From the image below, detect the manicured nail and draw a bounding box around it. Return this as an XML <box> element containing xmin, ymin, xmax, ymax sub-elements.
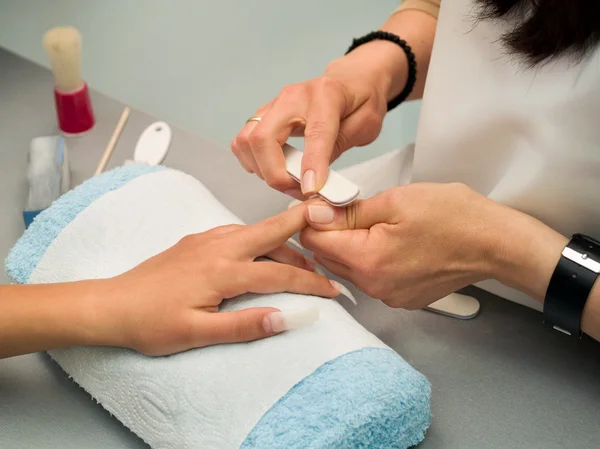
<box><xmin>263</xmin><ymin>308</ymin><xmax>320</xmax><ymax>334</ymax></box>
<box><xmin>330</xmin><ymin>280</ymin><xmax>358</xmax><ymax>305</ymax></box>
<box><xmin>302</xmin><ymin>170</ymin><xmax>316</xmax><ymax>195</ymax></box>
<box><xmin>308</xmin><ymin>205</ymin><xmax>335</xmax><ymax>224</ymax></box>
<box><xmin>287</xmin><ymin>238</ymin><xmax>304</xmax><ymax>250</ymax></box>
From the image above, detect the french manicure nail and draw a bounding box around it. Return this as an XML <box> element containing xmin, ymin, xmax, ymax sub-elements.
<box><xmin>308</xmin><ymin>205</ymin><xmax>335</xmax><ymax>224</ymax></box>
<box><xmin>287</xmin><ymin>238</ymin><xmax>304</xmax><ymax>250</ymax></box>
<box><xmin>263</xmin><ymin>308</ymin><xmax>320</xmax><ymax>334</ymax></box>
<box><xmin>330</xmin><ymin>280</ymin><xmax>358</xmax><ymax>305</ymax></box>
<box><xmin>302</xmin><ymin>170</ymin><xmax>316</xmax><ymax>195</ymax></box>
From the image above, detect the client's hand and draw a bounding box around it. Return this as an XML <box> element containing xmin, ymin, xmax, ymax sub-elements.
<box><xmin>102</xmin><ymin>204</ymin><xmax>339</xmax><ymax>356</ymax></box>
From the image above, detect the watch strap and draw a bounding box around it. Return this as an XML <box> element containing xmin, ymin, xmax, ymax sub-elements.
<box><xmin>544</xmin><ymin>234</ymin><xmax>600</xmax><ymax>336</ymax></box>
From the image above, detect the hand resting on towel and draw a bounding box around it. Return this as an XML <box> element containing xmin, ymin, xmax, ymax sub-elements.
<box><xmin>0</xmin><ymin>203</ymin><xmax>340</xmax><ymax>359</ymax></box>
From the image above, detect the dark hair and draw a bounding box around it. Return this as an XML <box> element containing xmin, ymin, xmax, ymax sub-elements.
<box><xmin>476</xmin><ymin>0</ymin><xmax>600</xmax><ymax>65</ymax></box>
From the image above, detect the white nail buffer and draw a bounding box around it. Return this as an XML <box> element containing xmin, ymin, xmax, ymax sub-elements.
<box><xmin>283</xmin><ymin>144</ymin><xmax>360</xmax><ymax>207</ymax></box>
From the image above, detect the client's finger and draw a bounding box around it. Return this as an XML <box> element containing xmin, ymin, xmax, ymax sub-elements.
<box><xmin>313</xmin><ymin>254</ymin><xmax>353</xmax><ymax>281</ymax></box>
<box><xmin>237</xmin><ymin>204</ymin><xmax>308</xmax><ymax>257</ymax></box>
<box><xmin>198</xmin><ymin>306</ymin><xmax>320</xmax><ymax>346</ymax></box>
<box><xmin>220</xmin><ymin>261</ymin><xmax>338</xmax><ymax>299</ymax></box>
<box><xmin>264</xmin><ymin>244</ymin><xmax>314</xmax><ymax>271</ymax></box>
<box><xmin>207</xmin><ymin>224</ymin><xmax>242</xmax><ymax>236</ymax></box>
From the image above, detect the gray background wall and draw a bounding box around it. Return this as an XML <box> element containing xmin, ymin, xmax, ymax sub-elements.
<box><xmin>0</xmin><ymin>0</ymin><xmax>420</xmax><ymax>167</ymax></box>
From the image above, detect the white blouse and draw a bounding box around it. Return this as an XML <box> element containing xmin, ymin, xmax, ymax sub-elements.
<box><xmin>411</xmin><ymin>0</ymin><xmax>600</xmax><ymax>309</ymax></box>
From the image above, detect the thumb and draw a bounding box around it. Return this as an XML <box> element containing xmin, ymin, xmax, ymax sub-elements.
<box><xmin>199</xmin><ymin>307</ymin><xmax>319</xmax><ymax>345</ymax></box>
<box><xmin>304</xmin><ymin>192</ymin><xmax>399</xmax><ymax>231</ymax></box>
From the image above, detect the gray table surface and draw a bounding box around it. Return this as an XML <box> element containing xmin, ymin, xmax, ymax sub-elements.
<box><xmin>1</xmin><ymin>48</ymin><xmax>599</xmax><ymax>449</ymax></box>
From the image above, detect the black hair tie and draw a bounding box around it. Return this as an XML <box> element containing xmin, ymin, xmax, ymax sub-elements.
<box><xmin>345</xmin><ymin>31</ymin><xmax>417</xmax><ymax>112</ymax></box>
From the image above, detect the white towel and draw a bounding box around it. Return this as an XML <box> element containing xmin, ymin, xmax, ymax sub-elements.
<box><xmin>6</xmin><ymin>165</ymin><xmax>431</xmax><ymax>449</ymax></box>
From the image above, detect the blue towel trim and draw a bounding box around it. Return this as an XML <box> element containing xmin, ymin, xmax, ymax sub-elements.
<box><xmin>6</xmin><ymin>165</ymin><xmax>166</xmax><ymax>284</ymax></box>
<box><xmin>241</xmin><ymin>347</ymin><xmax>431</xmax><ymax>449</ymax></box>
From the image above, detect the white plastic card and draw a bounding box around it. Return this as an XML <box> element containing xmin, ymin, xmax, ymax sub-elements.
<box><xmin>133</xmin><ymin>121</ymin><xmax>172</xmax><ymax>165</ymax></box>
<box><xmin>283</xmin><ymin>144</ymin><xmax>360</xmax><ymax>206</ymax></box>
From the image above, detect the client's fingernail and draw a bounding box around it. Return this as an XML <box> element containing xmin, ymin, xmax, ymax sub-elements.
<box><xmin>330</xmin><ymin>280</ymin><xmax>358</xmax><ymax>305</ymax></box>
<box><xmin>302</xmin><ymin>170</ymin><xmax>316</xmax><ymax>195</ymax></box>
<box><xmin>308</xmin><ymin>205</ymin><xmax>335</xmax><ymax>224</ymax></box>
<box><xmin>263</xmin><ymin>308</ymin><xmax>320</xmax><ymax>334</ymax></box>
<box><xmin>287</xmin><ymin>238</ymin><xmax>304</xmax><ymax>250</ymax></box>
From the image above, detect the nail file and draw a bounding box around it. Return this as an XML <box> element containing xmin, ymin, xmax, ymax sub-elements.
<box><xmin>133</xmin><ymin>121</ymin><xmax>172</xmax><ymax>165</ymax></box>
<box><xmin>283</xmin><ymin>144</ymin><xmax>360</xmax><ymax>207</ymax></box>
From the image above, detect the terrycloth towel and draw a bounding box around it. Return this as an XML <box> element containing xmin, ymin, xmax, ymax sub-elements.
<box><xmin>6</xmin><ymin>165</ymin><xmax>431</xmax><ymax>449</ymax></box>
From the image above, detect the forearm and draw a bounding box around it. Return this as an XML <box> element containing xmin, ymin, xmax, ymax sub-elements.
<box><xmin>0</xmin><ymin>281</ymin><xmax>112</xmax><ymax>358</ymax></box>
<box><xmin>380</xmin><ymin>9</ymin><xmax>438</xmax><ymax>101</ymax></box>
<box><xmin>325</xmin><ymin>10</ymin><xmax>437</xmax><ymax>103</ymax></box>
<box><xmin>488</xmin><ymin>206</ymin><xmax>600</xmax><ymax>341</ymax></box>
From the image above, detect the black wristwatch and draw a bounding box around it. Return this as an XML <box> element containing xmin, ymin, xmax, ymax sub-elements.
<box><xmin>544</xmin><ymin>234</ymin><xmax>600</xmax><ymax>337</ymax></box>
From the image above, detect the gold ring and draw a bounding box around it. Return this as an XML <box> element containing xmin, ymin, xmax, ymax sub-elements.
<box><xmin>246</xmin><ymin>116</ymin><xmax>262</xmax><ymax>124</ymax></box>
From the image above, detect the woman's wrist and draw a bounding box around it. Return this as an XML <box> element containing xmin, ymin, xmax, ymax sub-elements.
<box><xmin>325</xmin><ymin>10</ymin><xmax>436</xmax><ymax>107</ymax></box>
<box><xmin>325</xmin><ymin>40</ymin><xmax>408</xmax><ymax>104</ymax></box>
<box><xmin>81</xmin><ymin>278</ymin><xmax>130</xmax><ymax>348</ymax></box>
<box><xmin>0</xmin><ymin>280</ymin><xmax>118</xmax><ymax>358</ymax></box>
<box><xmin>482</xmin><ymin>204</ymin><xmax>567</xmax><ymax>301</ymax></box>
<box><xmin>48</xmin><ymin>279</ymin><xmax>119</xmax><ymax>348</ymax></box>
<box><xmin>481</xmin><ymin>205</ymin><xmax>600</xmax><ymax>340</ymax></box>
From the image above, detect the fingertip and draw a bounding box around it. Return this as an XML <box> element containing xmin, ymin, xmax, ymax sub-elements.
<box><xmin>264</xmin><ymin>307</ymin><xmax>320</xmax><ymax>334</ymax></box>
<box><xmin>309</xmin><ymin>271</ymin><xmax>343</xmax><ymax>299</ymax></box>
<box><xmin>329</xmin><ymin>280</ymin><xmax>357</xmax><ymax>305</ymax></box>
<box><xmin>306</xmin><ymin>203</ymin><xmax>336</xmax><ymax>227</ymax></box>
<box><xmin>300</xmin><ymin>155</ymin><xmax>331</xmax><ymax>195</ymax></box>
<box><xmin>262</xmin><ymin>311</ymin><xmax>279</xmax><ymax>334</ymax></box>
<box><xmin>232</xmin><ymin>307</ymin><xmax>281</xmax><ymax>342</ymax></box>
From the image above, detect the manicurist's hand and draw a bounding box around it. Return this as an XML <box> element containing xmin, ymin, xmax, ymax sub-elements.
<box><xmin>1</xmin><ymin>204</ymin><xmax>340</xmax><ymax>359</ymax></box>
<box><xmin>231</xmin><ymin>54</ymin><xmax>388</xmax><ymax>199</ymax></box>
<box><xmin>231</xmin><ymin>10</ymin><xmax>437</xmax><ymax>199</ymax></box>
<box><xmin>300</xmin><ymin>183</ymin><xmax>568</xmax><ymax>310</ymax></box>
